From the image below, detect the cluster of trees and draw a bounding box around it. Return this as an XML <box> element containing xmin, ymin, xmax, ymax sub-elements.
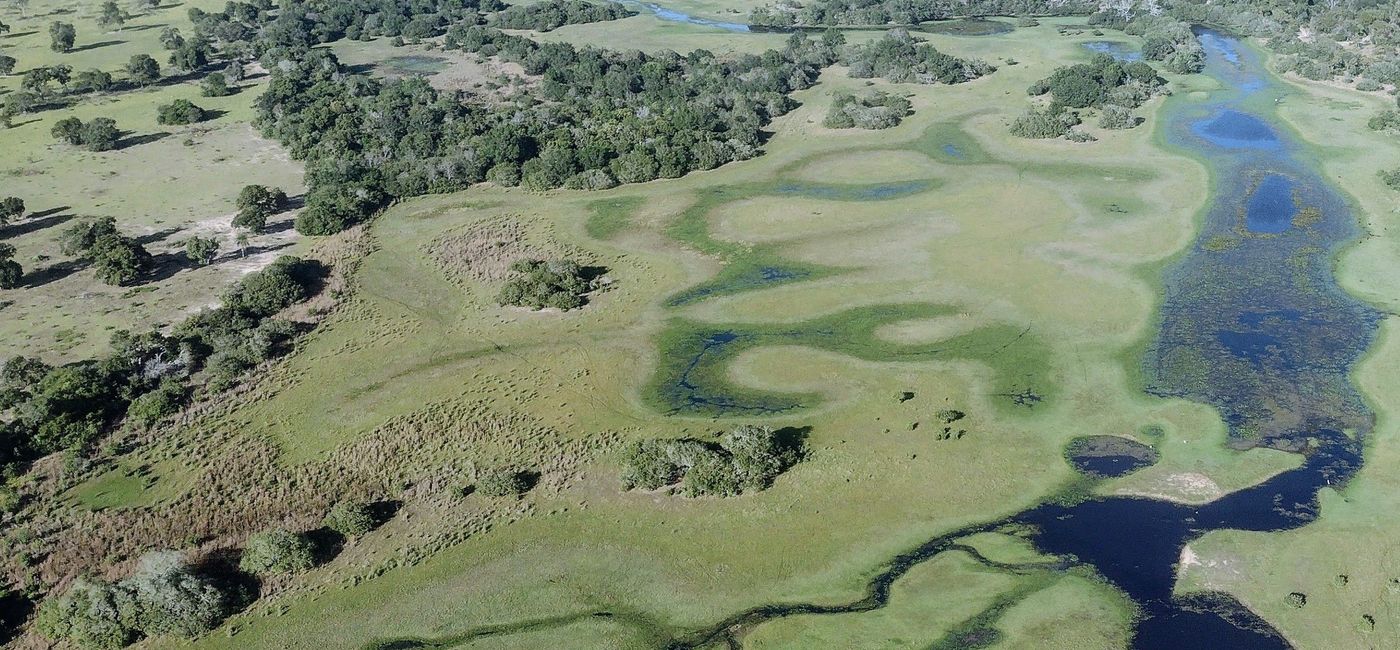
<box><xmin>488</xmin><ymin>0</ymin><xmax>633</xmax><ymax>32</ymax></box>
<box><xmin>824</xmin><ymin>90</ymin><xmax>911</xmax><ymax>129</ymax></box>
<box><xmin>0</xmin><ymin>256</ymin><xmax>321</xmax><ymax>479</ymax></box>
<box><xmin>1088</xmin><ymin>12</ymin><xmax>1204</xmax><ymax>74</ymax></box>
<box><xmin>59</xmin><ymin>218</ymin><xmax>152</xmax><ymax>286</ymax></box>
<box><xmin>1014</xmin><ymin>53</ymin><xmax>1164</xmax><ymax>139</ymax></box>
<box><xmin>35</xmin><ymin>551</ymin><xmax>233</xmax><ymax>649</ymax></box>
<box><xmin>252</xmin><ymin>23</ymin><xmax>839</xmax><ymax>234</ymax></box>
<box><xmin>51</xmin><ymin>117</ymin><xmax>120</xmax><ymax>151</ymax></box>
<box><xmin>37</xmin><ymin>497</ymin><xmax>380</xmax><ymax>648</ymax></box>
<box><xmin>748</xmin><ymin>0</ymin><xmax>1095</xmax><ymax>27</ymax></box>
<box><xmin>496</xmin><ymin>259</ymin><xmax>596</xmax><ymax>310</ymax></box>
<box><xmin>232</xmin><ymin>184</ymin><xmax>289</xmax><ymax>233</ymax></box>
<box><xmin>156</xmin><ymin>98</ymin><xmax>208</xmax><ymax>125</ymax></box>
<box><xmin>840</xmin><ymin>29</ymin><xmax>993</xmax><ymax>84</ymax></box>
<box><xmin>620</xmin><ymin>425</ymin><xmax>802</xmax><ymax>497</ymax></box>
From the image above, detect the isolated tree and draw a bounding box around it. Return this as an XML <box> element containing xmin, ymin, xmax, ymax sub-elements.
<box><xmin>21</xmin><ymin>65</ymin><xmax>71</xmax><ymax>94</ymax></box>
<box><xmin>156</xmin><ymin>98</ymin><xmax>206</xmax><ymax>125</ymax></box>
<box><xmin>50</xmin><ymin>116</ymin><xmax>83</xmax><ymax>145</ymax></box>
<box><xmin>239</xmin><ymin>528</ymin><xmax>314</xmax><ymax>574</ymax></box>
<box><xmin>123</xmin><ymin>551</ymin><xmax>228</xmax><ymax>638</ymax></box>
<box><xmin>0</xmin><ymin>243</ymin><xmax>21</xmax><ymax>289</ymax></box>
<box><xmin>0</xmin><ymin>55</ymin><xmax>15</xmax><ymax>76</ymax></box>
<box><xmin>233</xmin><ymin>185</ymin><xmax>285</xmax><ymax>232</ymax></box>
<box><xmin>125</xmin><ymin>53</ymin><xmax>160</xmax><ymax>85</ymax></box>
<box><xmin>97</xmin><ymin>1</ymin><xmax>130</xmax><ymax>31</ymax></box>
<box><xmin>0</xmin><ymin>196</ymin><xmax>23</xmax><ymax>224</ymax></box>
<box><xmin>183</xmin><ymin>236</ymin><xmax>217</xmax><ymax>265</ymax></box>
<box><xmin>159</xmin><ymin>26</ymin><xmax>183</xmax><ymax>50</ymax></box>
<box><xmin>90</xmin><ymin>233</ymin><xmax>151</xmax><ymax>285</ymax></box>
<box><xmin>0</xmin><ymin>19</ymin><xmax>8</xmax><ymax>34</ymax></box>
<box><xmin>48</xmin><ymin>22</ymin><xmax>75</xmax><ymax>53</ymax></box>
<box><xmin>80</xmin><ymin>117</ymin><xmax>120</xmax><ymax>151</ymax></box>
<box><xmin>199</xmin><ymin>72</ymin><xmax>228</xmax><ymax>97</ymax></box>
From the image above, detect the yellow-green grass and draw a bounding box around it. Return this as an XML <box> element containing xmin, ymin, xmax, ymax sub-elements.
<box><xmin>55</xmin><ymin>18</ymin><xmax>1364</xmax><ymax>650</ymax></box>
<box><xmin>0</xmin><ymin>0</ymin><xmax>306</xmax><ymax>362</ymax></box>
<box><xmin>1170</xmin><ymin>51</ymin><xmax>1400</xmax><ymax>649</ymax></box>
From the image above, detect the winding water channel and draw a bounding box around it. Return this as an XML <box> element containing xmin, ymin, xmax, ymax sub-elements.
<box><xmin>366</xmin><ymin>19</ymin><xmax>1381</xmax><ymax>650</ymax></box>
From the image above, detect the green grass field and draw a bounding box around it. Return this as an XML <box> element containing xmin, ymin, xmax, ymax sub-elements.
<box><xmin>7</xmin><ymin>6</ymin><xmax>1400</xmax><ymax>650</ymax></box>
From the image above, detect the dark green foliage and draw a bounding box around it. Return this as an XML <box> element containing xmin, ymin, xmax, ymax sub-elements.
<box><xmin>1379</xmin><ymin>168</ymin><xmax>1400</xmax><ymax>191</ymax></box>
<box><xmin>496</xmin><ymin>259</ymin><xmax>593</xmax><ymax>310</ymax></box>
<box><xmin>75</xmin><ymin>69</ymin><xmax>115</xmax><ymax>93</ymax></box>
<box><xmin>36</xmin><ymin>552</ymin><xmax>227</xmax><ymax>649</ymax></box>
<box><xmin>233</xmin><ymin>185</ymin><xmax>286</xmax><ymax>233</ymax></box>
<box><xmin>1030</xmin><ymin>54</ymin><xmax>1163</xmax><ymax>111</ymax></box>
<box><xmin>159</xmin><ymin>27</ymin><xmax>184</xmax><ymax>50</ymax></box>
<box><xmin>97</xmin><ymin>1</ymin><xmax>129</xmax><ymax>30</ymax></box>
<box><xmin>240</xmin><ymin>528</ymin><xmax>314</xmax><ymax>574</ymax></box>
<box><xmin>0</xmin><ymin>196</ymin><xmax>23</xmax><ymax>224</ymax></box>
<box><xmin>51</xmin><ymin>117</ymin><xmax>120</xmax><ymax>151</ymax></box>
<box><xmin>125</xmin><ymin>377</ymin><xmax>188</xmax><ymax>427</ymax></box>
<box><xmin>20</xmin><ymin>64</ymin><xmax>70</xmax><ymax>94</ymax></box>
<box><xmin>488</xmin><ymin>0</ymin><xmax>634</xmax><ymax>32</ymax></box>
<box><xmin>183</xmin><ymin>236</ymin><xmax>218</xmax><ymax>265</ymax></box>
<box><xmin>620</xmin><ymin>425</ymin><xmax>802</xmax><ymax>497</ymax></box>
<box><xmin>748</xmin><ymin>0</ymin><xmax>1094</xmax><ymax>27</ymax></box>
<box><xmin>323</xmin><ymin>500</ymin><xmax>377</xmax><ymax>537</ymax></box>
<box><xmin>49</xmin><ymin>22</ymin><xmax>75</xmax><ymax>53</ymax></box>
<box><xmin>156</xmin><ymin>99</ymin><xmax>207</xmax><ymax>125</ymax></box>
<box><xmin>60</xmin><ymin>218</ymin><xmax>151</xmax><ymax>285</ymax></box>
<box><xmin>200</xmin><ymin>72</ymin><xmax>230</xmax><ymax>97</ymax></box>
<box><xmin>0</xmin><ymin>243</ymin><xmax>21</xmax><ymax>289</ymax></box>
<box><xmin>1098</xmin><ymin>103</ymin><xmax>1138</xmax><ymax>129</ymax></box>
<box><xmin>222</xmin><ymin>256</ymin><xmax>317</xmax><ymax>318</ymax></box>
<box><xmin>169</xmin><ymin>39</ymin><xmax>211</xmax><ymax>72</ymax></box>
<box><xmin>824</xmin><ymin>91</ymin><xmax>911</xmax><ymax>129</ymax></box>
<box><xmin>0</xmin><ymin>55</ymin><xmax>16</xmax><ymax>76</ymax></box>
<box><xmin>125</xmin><ymin>54</ymin><xmax>160</xmax><ymax>86</ymax></box>
<box><xmin>475</xmin><ymin>468</ymin><xmax>531</xmax><ymax>497</ymax></box>
<box><xmin>842</xmin><ymin>30</ymin><xmax>993</xmax><ymax>84</ymax></box>
<box><xmin>1368</xmin><ymin>109</ymin><xmax>1400</xmax><ymax>133</ymax></box>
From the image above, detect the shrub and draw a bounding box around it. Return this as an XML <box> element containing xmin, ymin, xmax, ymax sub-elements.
<box><xmin>200</xmin><ymin>73</ymin><xmax>230</xmax><ymax>97</ymax></box>
<box><xmin>1010</xmin><ymin>109</ymin><xmax>1070</xmax><ymax>138</ymax></box>
<box><xmin>223</xmin><ymin>256</ymin><xmax>318</xmax><ymax>318</ymax></box>
<box><xmin>621</xmin><ymin>426</ymin><xmax>802</xmax><ymax>497</ymax></box>
<box><xmin>125</xmin><ymin>378</ymin><xmax>187</xmax><ymax>427</ymax></box>
<box><xmin>1098</xmin><ymin>104</ymin><xmax>1137</xmax><ymax>129</ymax></box>
<box><xmin>824</xmin><ymin>91</ymin><xmax>912</xmax><ymax>129</ymax></box>
<box><xmin>476</xmin><ymin>468</ymin><xmax>531</xmax><ymax>497</ymax></box>
<box><xmin>156</xmin><ymin>99</ymin><xmax>207</xmax><ymax>125</ymax></box>
<box><xmin>239</xmin><ymin>528</ymin><xmax>314</xmax><ymax>574</ymax></box>
<box><xmin>184</xmin><ymin>236</ymin><xmax>218</xmax><ymax>265</ymax></box>
<box><xmin>1380</xmin><ymin>168</ymin><xmax>1400</xmax><ymax>191</ymax></box>
<box><xmin>52</xmin><ymin>117</ymin><xmax>121</xmax><ymax>151</ymax></box>
<box><xmin>323</xmin><ymin>500</ymin><xmax>376</xmax><ymax>537</ymax></box>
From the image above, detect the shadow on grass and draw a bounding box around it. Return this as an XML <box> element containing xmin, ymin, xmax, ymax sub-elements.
<box><xmin>133</xmin><ymin>226</ymin><xmax>181</xmax><ymax>245</ymax></box>
<box><xmin>3</xmin><ymin>211</ymin><xmax>73</xmax><ymax>238</ymax></box>
<box><xmin>118</xmin><ymin>130</ymin><xmax>173</xmax><ymax>149</ymax></box>
<box><xmin>22</xmin><ymin>259</ymin><xmax>86</xmax><ymax>288</ymax></box>
<box><xmin>70</xmin><ymin>39</ymin><xmax>124</xmax><ymax>53</ymax></box>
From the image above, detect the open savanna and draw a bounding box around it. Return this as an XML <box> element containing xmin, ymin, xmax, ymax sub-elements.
<box><xmin>10</xmin><ymin>19</ymin><xmax>1276</xmax><ymax>650</ymax></box>
<box><xmin>0</xmin><ymin>0</ymin><xmax>305</xmax><ymax>362</ymax></box>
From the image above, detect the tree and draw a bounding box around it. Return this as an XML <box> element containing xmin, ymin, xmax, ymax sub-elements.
<box><xmin>183</xmin><ymin>236</ymin><xmax>217</xmax><ymax>265</ymax></box>
<box><xmin>199</xmin><ymin>72</ymin><xmax>228</xmax><ymax>97</ymax></box>
<box><xmin>80</xmin><ymin>117</ymin><xmax>120</xmax><ymax>151</ymax></box>
<box><xmin>90</xmin><ymin>233</ymin><xmax>151</xmax><ymax>285</ymax></box>
<box><xmin>158</xmin><ymin>27</ymin><xmax>183</xmax><ymax>50</ymax></box>
<box><xmin>168</xmin><ymin>40</ymin><xmax>208</xmax><ymax>72</ymax></box>
<box><xmin>156</xmin><ymin>98</ymin><xmax>206</xmax><ymax>125</ymax></box>
<box><xmin>323</xmin><ymin>500</ymin><xmax>376</xmax><ymax>537</ymax></box>
<box><xmin>239</xmin><ymin>528</ymin><xmax>314</xmax><ymax>574</ymax></box>
<box><xmin>0</xmin><ymin>243</ymin><xmax>21</xmax><ymax>289</ymax></box>
<box><xmin>0</xmin><ymin>55</ymin><xmax>16</xmax><ymax>77</ymax></box>
<box><xmin>97</xmin><ymin>1</ymin><xmax>130</xmax><ymax>31</ymax></box>
<box><xmin>233</xmin><ymin>185</ymin><xmax>285</xmax><ymax>232</ymax></box>
<box><xmin>0</xmin><ymin>196</ymin><xmax>23</xmax><ymax>224</ymax></box>
<box><xmin>51</xmin><ymin>116</ymin><xmax>84</xmax><ymax>145</ymax></box>
<box><xmin>125</xmin><ymin>54</ymin><xmax>160</xmax><ymax>86</ymax></box>
<box><xmin>75</xmin><ymin>68</ymin><xmax>115</xmax><ymax>93</ymax></box>
<box><xmin>49</xmin><ymin>21</ymin><xmax>75</xmax><ymax>53</ymax></box>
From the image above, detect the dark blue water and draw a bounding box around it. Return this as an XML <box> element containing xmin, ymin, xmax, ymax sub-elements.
<box><xmin>1245</xmin><ymin>174</ymin><xmax>1297</xmax><ymax>233</ymax></box>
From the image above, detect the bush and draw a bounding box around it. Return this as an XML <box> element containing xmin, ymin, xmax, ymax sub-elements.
<box><xmin>323</xmin><ymin>500</ymin><xmax>376</xmax><ymax>537</ymax></box>
<box><xmin>156</xmin><ymin>99</ymin><xmax>207</xmax><ymax>125</ymax></box>
<box><xmin>52</xmin><ymin>117</ymin><xmax>120</xmax><ymax>151</ymax></box>
<box><xmin>125</xmin><ymin>378</ymin><xmax>188</xmax><ymax>427</ymax></box>
<box><xmin>1010</xmin><ymin>109</ymin><xmax>1070</xmax><ymax>139</ymax></box>
<box><xmin>824</xmin><ymin>91</ymin><xmax>912</xmax><ymax>129</ymax></box>
<box><xmin>223</xmin><ymin>256</ymin><xmax>319</xmax><ymax>318</ymax></box>
<box><xmin>200</xmin><ymin>73</ymin><xmax>230</xmax><ymax>97</ymax></box>
<box><xmin>239</xmin><ymin>528</ymin><xmax>314</xmax><ymax>574</ymax></box>
<box><xmin>184</xmin><ymin>236</ymin><xmax>218</xmax><ymax>265</ymax></box>
<box><xmin>476</xmin><ymin>468</ymin><xmax>531</xmax><ymax>497</ymax></box>
<box><xmin>1380</xmin><ymin>168</ymin><xmax>1400</xmax><ymax>191</ymax></box>
<box><xmin>621</xmin><ymin>426</ymin><xmax>802</xmax><ymax>497</ymax></box>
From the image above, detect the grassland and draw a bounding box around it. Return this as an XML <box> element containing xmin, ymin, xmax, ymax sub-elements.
<box><xmin>7</xmin><ymin>7</ymin><xmax>1399</xmax><ymax>650</ymax></box>
<box><xmin>0</xmin><ymin>0</ymin><xmax>306</xmax><ymax>362</ymax></box>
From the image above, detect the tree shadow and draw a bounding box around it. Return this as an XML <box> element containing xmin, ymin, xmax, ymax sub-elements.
<box><xmin>261</xmin><ymin>219</ymin><xmax>296</xmax><ymax>235</ymax></box>
<box><xmin>70</xmin><ymin>39</ymin><xmax>124</xmax><ymax>53</ymax></box>
<box><xmin>305</xmin><ymin>526</ymin><xmax>347</xmax><ymax>566</ymax></box>
<box><xmin>26</xmin><ymin>205</ymin><xmax>71</xmax><ymax>220</ymax></box>
<box><xmin>117</xmin><ymin>130</ymin><xmax>172</xmax><ymax>149</ymax></box>
<box><xmin>0</xmin><ymin>589</ymin><xmax>34</xmax><ymax>646</ymax></box>
<box><xmin>22</xmin><ymin>259</ymin><xmax>87</xmax><ymax>288</ymax></box>
<box><xmin>133</xmin><ymin>226</ymin><xmax>181</xmax><ymax>245</ymax></box>
<box><xmin>146</xmin><ymin>250</ymin><xmax>193</xmax><ymax>282</ymax></box>
<box><xmin>772</xmin><ymin>425</ymin><xmax>812</xmax><ymax>464</ymax></box>
<box><xmin>200</xmin><ymin>108</ymin><xmax>229</xmax><ymax>122</ymax></box>
<box><xmin>4</xmin><ymin>31</ymin><xmax>40</xmax><ymax>39</ymax></box>
<box><xmin>368</xmin><ymin>499</ymin><xmax>402</xmax><ymax>524</ymax></box>
<box><xmin>215</xmin><ymin>241</ymin><xmax>293</xmax><ymax>263</ymax></box>
<box><xmin>123</xmin><ymin>23</ymin><xmax>168</xmax><ymax>32</ymax></box>
<box><xmin>3</xmin><ymin>212</ymin><xmax>73</xmax><ymax>238</ymax></box>
<box><xmin>190</xmin><ymin>548</ymin><xmax>260</xmax><ymax>612</ymax></box>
